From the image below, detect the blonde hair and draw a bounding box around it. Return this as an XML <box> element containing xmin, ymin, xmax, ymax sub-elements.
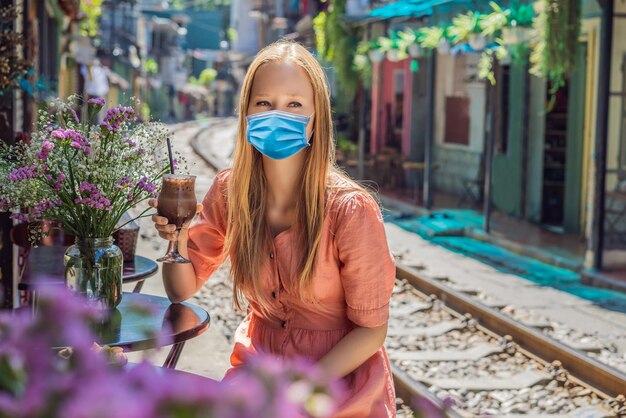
<box><xmin>225</xmin><ymin>40</ymin><xmax>366</xmax><ymax>317</ymax></box>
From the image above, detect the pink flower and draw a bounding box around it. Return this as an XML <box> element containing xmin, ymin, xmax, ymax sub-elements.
<box><xmin>74</xmin><ymin>182</ymin><xmax>112</xmax><ymax>210</ymax></box>
<box><xmin>35</xmin><ymin>140</ymin><xmax>54</xmax><ymax>161</ymax></box>
<box><xmin>87</xmin><ymin>97</ymin><xmax>105</xmax><ymax>106</ymax></box>
<box><xmin>115</xmin><ymin>176</ymin><xmax>132</xmax><ymax>189</ymax></box>
<box><xmin>137</xmin><ymin>176</ymin><xmax>157</xmax><ymax>194</ymax></box>
<box><xmin>65</xmin><ymin>130</ymin><xmax>91</xmax><ymax>155</ymax></box>
<box><xmin>99</xmin><ymin>106</ymin><xmax>136</xmax><ymax>133</ymax></box>
<box><xmin>7</xmin><ymin>165</ymin><xmax>39</xmax><ymax>181</ymax></box>
<box><xmin>53</xmin><ymin>173</ymin><xmax>66</xmax><ymax>192</ymax></box>
<box><xmin>51</xmin><ymin>129</ymin><xmax>67</xmax><ymax>140</ymax></box>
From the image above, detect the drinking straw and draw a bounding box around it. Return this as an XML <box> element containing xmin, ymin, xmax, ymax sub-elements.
<box><xmin>166</xmin><ymin>137</ymin><xmax>175</xmax><ymax>174</ymax></box>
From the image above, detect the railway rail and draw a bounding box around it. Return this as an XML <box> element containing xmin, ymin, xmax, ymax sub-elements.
<box><xmin>390</xmin><ymin>264</ymin><xmax>626</xmax><ymax>417</ymax></box>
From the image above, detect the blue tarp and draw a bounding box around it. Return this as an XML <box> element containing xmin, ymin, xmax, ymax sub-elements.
<box><xmin>367</xmin><ymin>0</ymin><xmax>455</xmax><ymax>20</ymax></box>
<box><xmin>387</xmin><ymin>211</ymin><xmax>626</xmax><ymax>313</ymax></box>
<box><xmin>141</xmin><ymin>9</ymin><xmax>224</xmax><ymax>51</ymax></box>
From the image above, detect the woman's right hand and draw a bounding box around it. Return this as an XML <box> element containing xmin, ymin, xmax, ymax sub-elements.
<box><xmin>148</xmin><ymin>197</ymin><xmax>204</xmax><ymax>242</ymax></box>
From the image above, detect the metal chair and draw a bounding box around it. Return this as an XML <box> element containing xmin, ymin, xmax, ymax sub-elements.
<box><xmin>605</xmin><ymin>179</ymin><xmax>626</xmax><ymax>248</ymax></box>
<box><xmin>457</xmin><ymin>158</ymin><xmax>485</xmax><ymax>209</ymax></box>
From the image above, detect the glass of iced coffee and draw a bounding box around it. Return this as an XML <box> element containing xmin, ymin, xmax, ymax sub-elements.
<box><xmin>156</xmin><ymin>174</ymin><xmax>197</xmax><ymax>263</ymax></box>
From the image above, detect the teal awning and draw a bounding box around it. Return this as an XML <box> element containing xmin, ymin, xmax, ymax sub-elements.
<box><xmin>366</xmin><ymin>0</ymin><xmax>455</xmax><ymax>21</ymax></box>
<box><xmin>141</xmin><ymin>9</ymin><xmax>224</xmax><ymax>50</ymax></box>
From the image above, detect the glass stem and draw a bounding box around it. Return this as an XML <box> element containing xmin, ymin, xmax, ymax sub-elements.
<box><xmin>168</xmin><ymin>230</ymin><xmax>182</xmax><ymax>255</ymax></box>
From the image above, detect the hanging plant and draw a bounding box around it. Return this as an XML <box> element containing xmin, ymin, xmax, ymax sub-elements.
<box><xmin>529</xmin><ymin>0</ymin><xmax>581</xmax><ymax>93</ymax></box>
<box><xmin>353</xmin><ymin>40</ymin><xmax>375</xmax><ymax>87</ymax></box>
<box><xmin>313</xmin><ymin>11</ymin><xmax>327</xmax><ymax>58</ymax></box>
<box><xmin>502</xmin><ymin>1</ymin><xmax>535</xmax><ymax>47</ymax></box>
<box><xmin>449</xmin><ymin>12</ymin><xmax>483</xmax><ymax>44</ymax></box>
<box><xmin>313</xmin><ymin>0</ymin><xmax>360</xmax><ymax>96</ymax></box>
<box><xmin>418</xmin><ymin>26</ymin><xmax>446</xmax><ymax>50</ymax></box>
<box><xmin>480</xmin><ymin>2</ymin><xmax>509</xmax><ymax>37</ymax></box>
<box><xmin>398</xmin><ymin>29</ymin><xmax>424</xmax><ymax>58</ymax></box>
<box><xmin>478</xmin><ymin>45</ymin><xmax>509</xmax><ymax>85</ymax></box>
<box><xmin>378</xmin><ymin>35</ymin><xmax>406</xmax><ymax>62</ymax></box>
<box><xmin>478</xmin><ymin>50</ymin><xmax>497</xmax><ymax>85</ymax></box>
<box><xmin>508</xmin><ymin>1</ymin><xmax>535</xmax><ymax>27</ymax></box>
<box><xmin>478</xmin><ymin>1</ymin><xmax>535</xmax><ymax>47</ymax></box>
<box><xmin>79</xmin><ymin>0</ymin><xmax>103</xmax><ymax>38</ymax></box>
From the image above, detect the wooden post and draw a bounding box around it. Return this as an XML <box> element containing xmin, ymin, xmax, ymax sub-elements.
<box><xmin>591</xmin><ymin>0</ymin><xmax>614</xmax><ymax>269</ymax></box>
<box><xmin>423</xmin><ymin>50</ymin><xmax>436</xmax><ymax>209</ymax></box>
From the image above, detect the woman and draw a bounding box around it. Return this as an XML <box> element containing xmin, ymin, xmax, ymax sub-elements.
<box><xmin>151</xmin><ymin>41</ymin><xmax>397</xmax><ymax>417</ymax></box>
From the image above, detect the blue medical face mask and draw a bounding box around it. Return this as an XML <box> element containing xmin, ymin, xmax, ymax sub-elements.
<box><xmin>245</xmin><ymin>110</ymin><xmax>314</xmax><ymax>160</ymax></box>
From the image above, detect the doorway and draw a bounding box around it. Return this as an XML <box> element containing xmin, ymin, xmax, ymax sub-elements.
<box><xmin>540</xmin><ymin>42</ymin><xmax>587</xmax><ymax>233</ymax></box>
<box><xmin>541</xmin><ymin>85</ymin><xmax>569</xmax><ymax>227</ymax></box>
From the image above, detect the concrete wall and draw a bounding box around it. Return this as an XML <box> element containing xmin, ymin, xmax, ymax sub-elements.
<box><xmin>432</xmin><ymin>53</ymin><xmax>485</xmax><ymax>196</ymax></box>
<box><xmin>433</xmin><ymin>146</ymin><xmax>483</xmax><ymax>195</ymax></box>
<box><xmin>526</xmin><ymin>76</ymin><xmax>547</xmax><ymax>223</ymax></box>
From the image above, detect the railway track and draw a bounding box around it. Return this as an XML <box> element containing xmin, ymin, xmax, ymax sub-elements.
<box><xmin>390</xmin><ymin>264</ymin><xmax>626</xmax><ymax>417</ymax></box>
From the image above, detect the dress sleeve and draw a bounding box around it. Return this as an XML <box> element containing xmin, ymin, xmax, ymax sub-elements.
<box><xmin>187</xmin><ymin>169</ymin><xmax>230</xmax><ymax>283</ymax></box>
<box><xmin>334</xmin><ymin>192</ymin><xmax>396</xmax><ymax>328</ymax></box>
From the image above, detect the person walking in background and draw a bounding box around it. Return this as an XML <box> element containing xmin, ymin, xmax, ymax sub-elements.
<box><xmin>151</xmin><ymin>41</ymin><xmax>397</xmax><ymax>417</ymax></box>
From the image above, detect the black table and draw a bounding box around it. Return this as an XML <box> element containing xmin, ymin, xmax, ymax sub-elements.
<box><xmin>93</xmin><ymin>292</ymin><xmax>210</xmax><ymax>369</ymax></box>
<box><xmin>19</xmin><ymin>246</ymin><xmax>158</xmax><ymax>293</ymax></box>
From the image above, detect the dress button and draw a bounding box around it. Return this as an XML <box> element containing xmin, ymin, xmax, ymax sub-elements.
<box><xmin>281</xmin><ymin>320</ymin><xmax>287</xmax><ymax>328</ymax></box>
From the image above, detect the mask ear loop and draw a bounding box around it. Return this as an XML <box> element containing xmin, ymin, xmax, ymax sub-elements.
<box><xmin>307</xmin><ymin>112</ymin><xmax>315</xmax><ymax>142</ymax></box>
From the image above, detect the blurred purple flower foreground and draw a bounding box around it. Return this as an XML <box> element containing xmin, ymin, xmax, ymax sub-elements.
<box><xmin>0</xmin><ymin>288</ymin><xmax>344</xmax><ymax>418</ymax></box>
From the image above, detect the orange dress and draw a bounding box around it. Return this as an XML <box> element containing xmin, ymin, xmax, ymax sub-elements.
<box><xmin>188</xmin><ymin>169</ymin><xmax>397</xmax><ymax>417</ymax></box>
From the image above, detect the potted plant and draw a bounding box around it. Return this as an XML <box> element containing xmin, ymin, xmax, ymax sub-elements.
<box><xmin>362</xmin><ymin>39</ymin><xmax>385</xmax><ymax>63</ymax></box>
<box><xmin>397</xmin><ymin>29</ymin><xmax>424</xmax><ymax>58</ymax></box>
<box><xmin>418</xmin><ymin>26</ymin><xmax>452</xmax><ymax>54</ymax></box>
<box><xmin>368</xmin><ymin>48</ymin><xmax>385</xmax><ymax>63</ymax></box>
<box><xmin>501</xmin><ymin>24</ymin><xmax>532</xmax><ymax>45</ymax></box>
<box><xmin>378</xmin><ymin>35</ymin><xmax>407</xmax><ymax>62</ymax></box>
<box><xmin>449</xmin><ymin>11</ymin><xmax>485</xmax><ymax>50</ymax></box>
<box><xmin>0</xmin><ymin>96</ymin><xmax>177</xmax><ymax>309</ymax></box>
<box><xmin>502</xmin><ymin>2</ymin><xmax>534</xmax><ymax>45</ymax></box>
<box><xmin>479</xmin><ymin>1</ymin><xmax>510</xmax><ymax>37</ymax></box>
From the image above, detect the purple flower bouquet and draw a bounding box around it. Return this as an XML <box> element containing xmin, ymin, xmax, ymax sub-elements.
<box><xmin>0</xmin><ymin>95</ymin><xmax>176</xmax><ymax>308</ymax></box>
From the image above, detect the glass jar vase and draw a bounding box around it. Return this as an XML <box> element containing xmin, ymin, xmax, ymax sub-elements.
<box><xmin>64</xmin><ymin>237</ymin><xmax>123</xmax><ymax>309</ymax></box>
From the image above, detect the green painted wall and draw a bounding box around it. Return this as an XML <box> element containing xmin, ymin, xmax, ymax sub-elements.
<box><xmin>526</xmin><ymin>76</ymin><xmax>547</xmax><ymax>222</ymax></box>
<box><xmin>563</xmin><ymin>43</ymin><xmax>587</xmax><ymax>234</ymax></box>
<box><xmin>492</xmin><ymin>64</ymin><xmax>527</xmax><ymax>217</ymax></box>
